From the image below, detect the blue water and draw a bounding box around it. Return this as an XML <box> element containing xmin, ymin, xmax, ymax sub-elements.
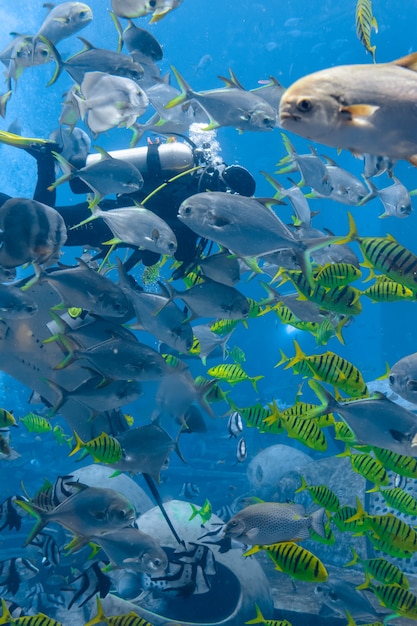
<box><xmin>1</xmin><ymin>1</ymin><xmax>417</xmax><ymax>624</ymax></box>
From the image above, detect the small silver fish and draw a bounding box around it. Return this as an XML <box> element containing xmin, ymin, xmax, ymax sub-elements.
<box><xmin>363</xmin><ymin>176</ymin><xmax>413</xmax><ymax>218</ymax></box>
<box><xmin>389</xmin><ymin>352</ymin><xmax>417</xmax><ymax>405</ymax></box>
<box><xmin>37</xmin><ymin>2</ymin><xmax>93</xmax><ymax>44</ymax></box>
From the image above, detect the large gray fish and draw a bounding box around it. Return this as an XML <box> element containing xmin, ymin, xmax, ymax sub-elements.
<box><xmin>223</xmin><ymin>501</ymin><xmax>326</xmax><ymax>545</ymax></box>
<box><xmin>162</xmin><ymin>279</ymin><xmax>250</xmax><ymax>321</ymax></box>
<box><xmin>49</xmin><ymin>126</ymin><xmax>91</xmax><ymax>169</ymax></box>
<box><xmin>48</xmin><ymin>37</ymin><xmax>144</xmax><ymax>85</ymax></box>
<box><xmin>363</xmin><ymin>176</ymin><xmax>413</xmax><ymax>218</ymax></box>
<box><xmin>91</xmin><ymin>527</ymin><xmax>168</xmax><ymax>576</ymax></box>
<box><xmin>74</xmin><ymin>71</ymin><xmax>149</xmax><ymax>135</ymax></box>
<box><xmin>51</xmin><ymin>149</ymin><xmax>144</xmax><ymax>208</ymax></box>
<box><xmin>277</xmin><ymin>134</ymin><xmax>333</xmax><ymax>197</ymax></box>
<box><xmin>57</xmin><ymin>333</ymin><xmax>171</xmax><ymax>382</ymax></box>
<box><xmin>309</xmin><ymin>154</ymin><xmax>369</xmax><ymax>205</ymax></box>
<box><xmin>0</xmin><ymin>198</ymin><xmax>67</xmax><ymax>268</ymax></box>
<box><xmin>120</xmin><ymin>273</ymin><xmax>192</xmax><ymax>352</ymax></box>
<box><xmin>250</xmin><ymin>76</ymin><xmax>286</xmax><ymax>117</ymax></box>
<box><xmin>309</xmin><ymin>380</ymin><xmax>417</xmax><ymax>454</ymax></box>
<box><xmin>72</xmin><ymin>204</ymin><xmax>177</xmax><ymax>256</ymax></box>
<box><xmin>36</xmin><ymin>2</ymin><xmax>93</xmax><ymax>44</ymax></box>
<box><xmin>0</xmin><ymin>284</ymin><xmax>38</xmax><ymax>319</ymax></box>
<box><xmin>17</xmin><ymin>482</ymin><xmax>136</xmax><ymax>545</ymax></box>
<box><xmin>111</xmin><ymin>14</ymin><xmax>163</xmax><ymax>61</ymax></box>
<box><xmin>146</xmin><ymin>82</ymin><xmax>206</xmax><ymax>134</ymax></box>
<box><xmin>111</xmin><ymin>0</ymin><xmax>183</xmax><ymax>22</ymax></box>
<box><xmin>198</xmin><ymin>251</ymin><xmax>241</xmax><ymax>286</ymax></box>
<box><xmin>177</xmin><ymin>192</ymin><xmax>345</xmax><ymax>278</ymax></box>
<box><xmin>111</xmin><ymin>423</ymin><xmax>184</xmax><ymax>481</ymax></box>
<box><xmin>315</xmin><ymin>579</ymin><xmax>384</xmax><ymax>622</ymax></box>
<box><xmin>0</xmin><ymin>35</ymin><xmax>58</xmax><ymax>84</ymax></box>
<box><xmin>46</xmin><ymin>376</ymin><xmax>142</xmax><ymax>417</ymax></box>
<box><xmin>279</xmin><ymin>51</ymin><xmax>417</xmax><ymax>164</ymax></box>
<box><xmin>153</xmin><ymin>369</ymin><xmax>215</xmax><ymax>423</ymax></box>
<box><xmin>166</xmin><ymin>67</ymin><xmax>276</xmax><ymax>132</ymax></box>
<box><xmin>389</xmin><ymin>352</ymin><xmax>417</xmax><ymax>405</ymax></box>
<box><xmin>41</xmin><ymin>259</ymin><xmax>130</xmax><ymax>319</ymax></box>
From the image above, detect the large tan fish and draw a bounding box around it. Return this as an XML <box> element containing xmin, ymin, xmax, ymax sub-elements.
<box><xmin>279</xmin><ymin>51</ymin><xmax>417</xmax><ymax>165</ymax></box>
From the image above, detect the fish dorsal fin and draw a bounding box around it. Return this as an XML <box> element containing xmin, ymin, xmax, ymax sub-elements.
<box><xmin>392</xmin><ymin>51</ymin><xmax>417</xmax><ymax>72</ymax></box>
<box><xmin>43</xmin><ymin>3</ymin><xmax>55</xmax><ymax>12</ymax></box>
<box><xmin>218</xmin><ymin>68</ymin><xmax>245</xmax><ymax>90</ymax></box>
<box><xmin>94</xmin><ymin>146</ymin><xmax>113</xmax><ymax>160</ymax></box>
<box><xmin>77</xmin><ymin>36</ymin><xmax>95</xmax><ymax>50</ymax></box>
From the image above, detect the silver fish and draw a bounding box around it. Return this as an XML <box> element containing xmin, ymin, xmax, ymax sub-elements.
<box><xmin>315</xmin><ymin>579</ymin><xmax>383</xmax><ymax>622</ymax></box>
<box><xmin>389</xmin><ymin>352</ymin><xmax>417</xmax><ymax>404</ymax></box>
<box><xmin>250</xmin><ymin>76</ymin><xmax>286</xmax><ymax>116</ymax></box>
<box><xmin>41</xmin><ymin>259</ymin><xmax>130</xmax><ymax>319</ymax></box>
<box><xmin>73</xmin><ymin>204</ymin><xmax>177</xmax><ymax>256</ymax></box>
<box><xmin>49</xmin><ymin>37</ymin><xmax>144</xmax><ymax>85</ymax></box>
<box><xmin>92</xmin><ymin>527</ymin><xmax>168</xmax><ymax>576</ymax></box>
<box><xmin>277</xmin><ymin>135</ymin><xmax>333</xmax><ymax>197</ymax></box>
<box><xmin>0</xmin><ymin>35</ymin><xmax>58</xmax><ymax>83</ymax></box>
<box><xmin>37</xmin><ymin>2</ymin><xmax>93</xmax><ymax>44</ymax></box>
<box><xmin>111</xmin><ymin>0</ymin><xmax>183</xmax><ymax>22</ymax></box>
<box><xmin>74</xmin><ymin>71</ymin><xmax>149</xmax><ymax>135</ymax></box>
<box><xmin>112</xmin><ymin>424</ymin><xmax>184</xmax><ymax>481</ymax></box>
<box><xmin>198</xmin><ymin>251</ymin><xmax>241</xmax><ymax>286</ymax></box>
<box><xmin>363</xmin><ymin>153</ymin><xmax>396</xmax><ymax>178</ymax></box>
<box><xmin>49</xmin><ymin>126</ymin><xmax>91</xmax><ymax>169</ymax></box>
<box><xmin>313</xmin><ymin>154</ymin><xmax>369</xmax><ymax>205</ymax></box>
<box><xmin>18</xmin><ymin>482</ymin><xmax>136</xmax><ymax>545</ymax></box>
<box><xmin>279</xmin><ymin>52</ymin><xmax>417</xmax><ymax>164</ymax></box>
<box><xmin>162</xmin><ymin>279</ymin><xmax>250</xmax><ymax>321</ymax></box>
<box><xmin>0</xmin><ymin>198</ymin><xmax>67</xmax><ymax>268</ymax></box>
<box><xmin>310</xmin><ymin>380</ymin><xmax>417</xmax><ymax>455</ymax></box>
<box><xmin>51</xmin><ymin>148</ymin><xmax>144</xmax><ymax>208</ymax></box>
<box><xmin>223</xmin><ymin>501</ymin><xmax>326</xmax><ymax>545</ymax></box>
<box><xmin>166</xmin><ymin>67</ymin><xmax>276</xmax><ymax>132</ymax></box>
<box><xmin>112</xmin><ymin>15</ymin><xmax>163</xmax><ymax>61</ymax></box>
<box><xmin>0</xmin><ymin>284</ymin><xmax>38</xmax><ymax>318</ymax></box>
<box><xmin>363</xmin><ymin>176</ymin><xmax>413</xmax><ymax>218</ymax></box>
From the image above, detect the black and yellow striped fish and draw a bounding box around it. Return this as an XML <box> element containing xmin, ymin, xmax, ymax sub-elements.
<box><xmin>372</xmin><ymin>447</ymin><xmax>417</xmax><ymax>479</ymax></box>
<box><xmin>244</xmin><ymin>541</ymin><xmax>328</xmax><ymax>582</ymax></box>
<box><xmin>355</xmin><ymin>0</ymin><xmax>378</xmax><ymax>62</ymax></box>
<box><xmin>357</xmin><ymin>574</ymin><xmax>417</xmax><ymax>621</ymax></box>
<box><xmin>69</xmin><ymin>431</ymin><xmax>123</xmax><ymax>464</ymax></box>
<box><xmin>344</xmin><ymin>546</ymin><xmax>409</xmax><ymax>588</ymax></box>
<box><xmin>295</xmin><ymin>476</ymin><xmax>340</xmax><ymax>512</ymax></box>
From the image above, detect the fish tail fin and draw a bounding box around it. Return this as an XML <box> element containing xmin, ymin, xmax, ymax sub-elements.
<box><xmin>42</xmin><ymin>377</ymin><xmax>66</xmax><ymax>416</ymax></box>
<box><xmin>339</xmin><ymin>212</ymin><xmax>359</xmax><ymax>245</ymax></box>
<box><xmin>53</xmin><ymin>334</ymin><xmax>77</xmax><ymax>370</ymax></box>
<box><xmin>83</xmin><ymin>596</ymin><xmax>107</xmax><ymax>626</ymax></box>
<box><xmin>281</xmin><ymin>132</ymin><xmax>297</xmax><ymax>159</ymax></box>
<box><xmin>307</xmin><ymin>379</ymin><xmax>338</xmax><ymax>414</ymax></box>
<box><xmin>165</xmin><ymin>66</ymin><xmax>193</xmax><ymax>109</ymax></box>
<box><xmin>153</xmin><ymin>280</ymin><xmax>174</xmax><ymax>315</ymax></box>
<box><xmin>0</xmin><ymin>598</ymin><xmax>13</xmax><ymax>626</ymax></box>
<box><xmin>275</xmin><ymin>348</ymin><xmax>289</xmax><ymax>368</ymax></box>
<box><xmin>310</xmin><ymin>507</ymin><xmax>327</xmax><ymax>538</ymax></box>
<box><xmin>68</xmin><ymin>431</ymin><xmax>85</xmax><ymax>457</ymax></box>
<box><xmin>69</xmin><ymin>206</ymin><xmax>100</xmax><ymax>230</ymax></box>
<box><xmin>344</xmin><ymin>610</ymin><xmax>356</xmax><ymax>626</ymax></box>
<box><xmin>294</xmin><ymin>475</ymin><xmax>308</xmax><ymax>494</ymax></box>
<box><xmin>42</xmin><ymin>36</ymin><xmax>64</xmax><ymax>87</ymax></box>
<box><xmin>14</xmin><ymin>499</ymin><xmax>48</xmax><ymax>546</ymax></box>
<box><xmin>355</xmin><ymin>571</ymin><xmax>373</xmax><ymax>591</ymax></box>
<box><xmin>334</xmin><ymin>316</ymin><xmax>349</xmax><ymax>345</ymax></box>
<box><xmin>0</xmin><ymin>91</ymin><xmax>12</xmax><ymax>119</ymax></box>
<box><xmin>109</xmin><ymin>11</ymin><xmax>124</xmax><ymax>53</ymax></box>
<box><xmin>345</xmin><ymin>496</ymin><xmax>367</xmax><ymax>524</ymax></box>
<box><xmin>245</xmin><ymin>603</ymin><xmax>265</xmax><ymax>623</ymax></box>
<box><xmin>188</xmin><ymin>503</ymin><xmax>199</xmax><ymax>520</ymax></box>
<box><xmin>344</xmin><ymin>545</ymin><xmax>360</xmax><ymax>568</ymax></box>
<box><xmin>250</xmin><ymin>375</ymin><xmax>264</xmax><ymax>392</ymax></box>
<box><xmin>48</xmin><ymin>151</ymin><xmax>75</xmax><ymax>190</ymax></box>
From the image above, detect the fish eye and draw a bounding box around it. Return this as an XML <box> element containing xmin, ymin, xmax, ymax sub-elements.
<box><xmin>389</xmin><ymin>375</ymin><xmax>395</xmax><ymax>385</ymax></box>
<box><xmin>263</xmin><ymin>117</ymin><xmax>273</xmax><ymax>126</ymax></box>
<box><xmin>79</xmin><ymin>11</ymin><xmax>87</xmax><ymax>17</ymax></box>
<box><xmin>182</xmin><ymin>206</ymin><xmax>192</xmax><ymax>216</ymax></box>
<box><xmin>296</xmin><ymin>98</ymin><xmax>313</xmax><ymax>113</ymax></box>
<box><xmin>150</xmin><ymin>0</ymin><xmax>157</xmax><ymax>6</ymax></box>
<box><xmin>329</xmin><ymin>590</ymin><xmax>338</xmax><ymax>600</ymax></box>
<box><xmin>40</xmin><ymin>48</ymin><xmax>49</xmax><ymax>57</ymax></box>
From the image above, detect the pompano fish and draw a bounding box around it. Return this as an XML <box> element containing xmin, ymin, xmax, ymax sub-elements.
<box><xmin>223</xmin><ymin>502</ymin><xmax>326</xmax><ymax>545</ymax></box>
<box><xmin>90</xmin><ymin>527</ymin><xmax>168</xmax><ymax>576</ymax></box>
<box><xmin>48</xmin><ymin>37</ymin><xmax>144</xmax><ymax>85</ymax></box>
<box><xmin>178</xmin><ymin>192</ymin><xmax>346</xmax><ymax>281</ymax></box>
<box><xmin>166</xmin><ymin>67</ymin><xmax>276</xmax><ymax>132</ymax></box>
<box><xmin>0</xmin><ymin>284</ymin><xmax>37</xmax><ymax>318</ymax></box>
<box><xmin>111</xmin><ymin>14</ymin><xmax>163</xmax><ymax>61</ymax></box>
<box><xmin>306</xmin><ymin>154</ymin><xmax>369</xmax><ymax>206</ymax></box>
<box><xmin>0</xmin><ymin>198</ymin><xmax>67</xmax><ymax>268</ymax></box>
<box><xmin>50</xmin><ymin>148</ymin><xmax>143</xmax><ymax>209</ymax></box>
<box><xmin>111</xmin><ymin>424</ymin><xmax>184</xmax><ymax>481</ymax></box>
<box><xmin>363</xmin><ymin>176</ymin><xmax>413</xmax><ymax>218</ymax></box>
<box><xmin>41</xmin><ymin>259</ymin><xmax>130</xmax><ymax>319</ymax></box>
<box><xmin>0</xmin><ymin>35</ymin><xmax>58</xmax><ymax>83</ymax></box>
<box><xmin>74</xmin><ymin>71</ymin><xmax>149</xmax><ymax>135</ymax></box>
<box><xmin>308</xmin><ymin>380</ymin><xmax>417</xmax><ymax>455</ymax></box>
<box><xmin>49</xmin><ymin>126</ymin><xmax>91</xmax><ymax>169</ymax></box>
<box><xmin>111</xmin><ymin>0</ymin><xmax>183</xmax><ymax>22</ymax></box>
<box><xmin>279</xmin><ymin>51</ymin><xmax>417</xmax><ymax>164</ymax></box>
<box><xmin>72</xmin><ymin>204</ymin><xmax>177</xmax><ymax>256</ymax></box>
<box><xmin>198</xmin><ymin>251</ymin><xmax>241</xmax><ymax>286</ymax></box>
<box><xmin>37</xmin><ymin>2</ymin><xmax>93</xmax><ymax>44</ymax></box>
<box><xmin>17</xmin><ymin>483</ymin><xmax>136</xmax><ymax>545</ymax></box>
<box><xmin>389</xmin><ymin>352</ymin><xmax>417</xmax><ymax>404</ymax></box>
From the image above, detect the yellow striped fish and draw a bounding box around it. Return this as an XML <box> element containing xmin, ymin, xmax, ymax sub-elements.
<box><xmin>245</xmin><ymin>604</ymin><xmax>292</xmax><ymax>625</ymax></box>
<box><xmin>69</xmin><ymin>431</ymin><xmax>123</xmax><ymax>464</ymax></box>
<box><xmin>355</xmin><ymin>0</ymin><xmax>378</xmax><ymax>62</ymax></box>
<box><xmin>244</xmin><ymin>541</ymin><xmax>328</xmax><ymax>582</ymax></box>
<box><xmin>84</xmin><ymin>596</ymin><xmax>153</xmax><ymax>626</ymax></box>
<box><xmin>344</xmin><ymin>546</ymin><xmax>409</xmax><ymax>588</ymax></box>
<box><xmin>357</xmin><ymin>574</ymin><xmax>417</xmax><ymax>621</ymax></box>
<box><xmin>372</xmin><ymin>447</ymin><xmax>417</xmax><ymax>479</ymax></box>
<box><xmin>295</xmin><ymin>476</ymin><xmax>340</xmax><ymax>512</ymax></box>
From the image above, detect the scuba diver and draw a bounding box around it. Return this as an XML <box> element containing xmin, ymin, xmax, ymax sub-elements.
<box><xmin>0</xmin><ymin>127</ymin><xmax>256</xmax><ymax>275</ymax></box>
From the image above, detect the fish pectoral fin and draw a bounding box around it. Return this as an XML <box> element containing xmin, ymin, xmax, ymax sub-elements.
<box><xmin>407</xmin><ymin>380</ymin><xmax>417</xmax><ymax>391</ymax></box>
<box><xmin>389</xmin><ymin>429</ymin><xmax>409</xmax><ymax>443</ymax></box>
<box><xmin>245</xmin><ymin>527</ymin><xmax>260</xmax><ymax>540</ymax></box>
<box><xmin>340</xmin><ymin>104</ymin><xmax>379</xmax><ymax>125</ymax></box>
